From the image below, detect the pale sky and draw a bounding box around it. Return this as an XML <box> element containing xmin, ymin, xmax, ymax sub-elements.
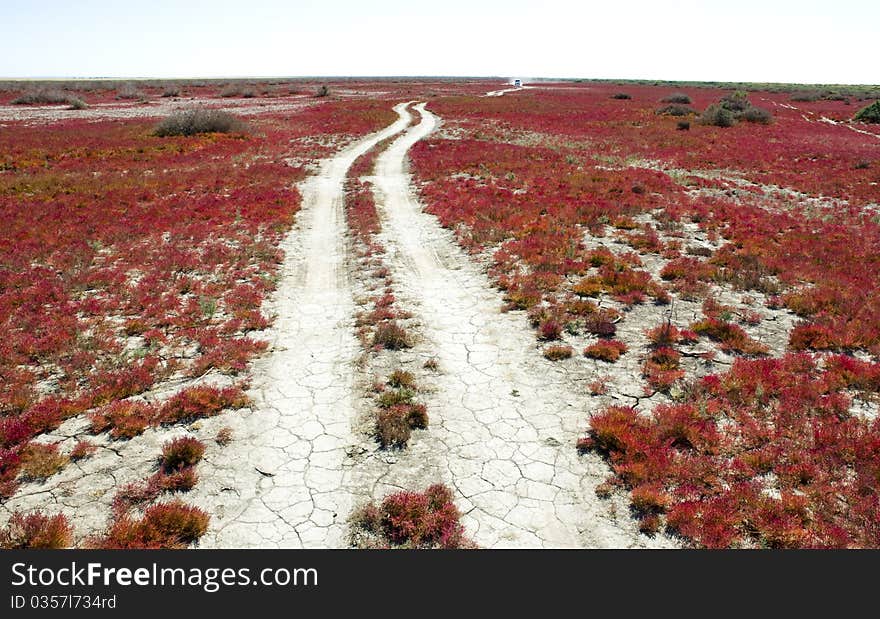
<box><xmin>1</xmin><ymin>0</ymin><xmax>877</xmax><ymax>84</ymax></box>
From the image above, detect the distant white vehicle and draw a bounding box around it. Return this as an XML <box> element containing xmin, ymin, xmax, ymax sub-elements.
<box><xmin>513</xmin><ymin>79</ymin><xmax>522</xmax><ymax>88</ymax></box>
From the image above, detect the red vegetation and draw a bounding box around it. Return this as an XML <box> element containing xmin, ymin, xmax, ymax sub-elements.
<box><xmin>88</xmin><ymin>384</ymin><xmax>250</xmax><ymax>438</ymax></box>
<box><xmin>0</xmin><ymin>97</ymin><xmax>397</xmax><ymax>498</ymax></box>
<box><xmin>584</xmin><ymin>339</ymin><xmax>628</xmax><ymax>362</ymax></box>
<box><xmin>544</xmin><ymin>344</ymin><xmax>574</xmax><ymax>361</ymax></box>
<box><xmin>581</xmin><ymin>353</ymin><xmax>880</xmax><ymax>547</ymax></box>
<box><xmin>351</xmin><ymin>484</ymin><xmax>473</xmax><ymax>549</ymax></box>
<box><xmin>0</xmin><ymin>510</ymin><xmax>73</xmax><ymax>549</ymax></box>
<box><xmin>95</xmin><ymin>500</ymin><xmax>210</xmax><ymax>549</ymax></box>
<box><xmin>160</xmin><ymin>436</ymin><xmax>206</xmax><ymax>472</ymax></box>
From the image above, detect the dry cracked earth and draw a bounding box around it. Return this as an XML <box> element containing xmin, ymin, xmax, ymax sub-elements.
<box><xmin>3</xmin><ymin>92</ymin><xmax>688</xmax><ymax>548</ymax></box>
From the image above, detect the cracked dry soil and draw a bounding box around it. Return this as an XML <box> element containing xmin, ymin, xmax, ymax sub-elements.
<box><xmin>3</xmin><ymin>100</ymin><xmax>672</xmax><ymax>549</ymax></box>
<box><xmin>345</xmin><ymin>103</ymin><xmax>672</xmax><ymax>548</ymax></box>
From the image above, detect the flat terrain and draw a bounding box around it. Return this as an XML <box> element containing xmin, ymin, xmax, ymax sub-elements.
<box><xmin>1</xmin><ymin>79</ymin><xmax>879</xmax><ymax>548</ymax></box>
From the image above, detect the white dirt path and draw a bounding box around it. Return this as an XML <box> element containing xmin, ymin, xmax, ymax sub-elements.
<box><xmin>190</xmin><ymin>104</ymin><xmax>413</xmax><ymax>548</ymax></box>
<box><xmin>359</xmin><ymin>103</ymin><xmax>673</xmax><ymax>548</ymax></box>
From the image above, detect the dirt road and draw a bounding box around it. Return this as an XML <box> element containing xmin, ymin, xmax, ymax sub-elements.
<box><xmin>193</xmin><ymin>105</ymin><xmax>413</xmax><ymax>548</ymax></box>
<box><xmin>353</xmin><ymin>103</ymin><xmax>671</xmax><ymax>548</ymax></box>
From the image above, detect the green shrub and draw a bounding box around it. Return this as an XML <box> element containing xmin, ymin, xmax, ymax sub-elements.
<box><xmin>720</xmin><ymin>91</ymin><xmax>751</xmax><ymax>112</ymax></box>
<box><xmin>656</xmin><ymin>104</ymin><xmax>695</xmax><ymax>116</ymax></box>
<box><xmin>12</xmin><ymin>89</ymin><xmax>74</xmax><ymax>105</ymax></box>
<box><xmin>153</xmin><ymin>109</ymin><xmax>246</xmax><ymax>137</ymax></box>
<box><xmin>662</xmin><ymin>93</ymin><xmax>691</xmax><ymax>104</ymax></box>
<box><xmin>116</xmin><ymin>82</ymin><xmax>144</xmax><ymax>100</ymax></box>
<box><xmin>700</xmin><ymin>104</ymin><xmax>736</xmax><ymax>127</ymax></box>
<box><xmin>741</xmin><ymin>106</ymin><xmax>773</xmax><ymax>124</ymax></box>
<box><xmin>611</xmin><ymin>93</ymin><xmax>632</xmax><ymax>100</ymax></box>
<box><xmin>854</xmin><ymin>101</ymin><xmax>880</xmax><ymax>124</ymax></box>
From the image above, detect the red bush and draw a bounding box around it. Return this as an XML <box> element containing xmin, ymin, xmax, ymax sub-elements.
<box><xmin>96</xmin><ymin>500</ymin><xmax>210</xmax><ymax>549</ymax></box>
<box><xmin>584</xmin><ymin>339</ymin><xmax>627</xmax><ymax>362</ymax></box>
<box><xmin>160</xmin><ymin>436</ymin><xmax>206</xmax><ymax>472</ymax></box>
<box><xmin>352</xmin><ymin>484</ymin><xmax>472</xmax><ymax>549</ymax></box>
<box><xmin>0</xmin><ymin>511</ymin><xmax>73</xmax><ymax>549</ymax></box>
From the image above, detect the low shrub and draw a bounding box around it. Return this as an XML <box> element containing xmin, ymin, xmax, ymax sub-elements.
<box><xmin>89</xmin><ymin>400</ymin><xmax>158</xmax><ymax>439</ymax></box>
<box><xmin>677</xmin><ymin>120</ymin><xmax>690</xmax><ymax>131</ymax></box>
<box><xmin>96</xmin><ymin>500</ymin><xmax>209</xmax><ymax>549</ymax></box>
<box><xmin>656</xmin><ymin>104</ymin><xmax>695</xmax><ymax>116</ymax></box>
<box><xmin>700</xmin><ymin>104</ymin><xmax>736</xmax><ymax>127</ymax></box>
<box><xmin>853</xmin><ymin>100</ymin><xmax>880</xmax><ymax>124</ymax></box>
<box><xmin>741</xmin><ymin>106</ymin><xmax>773</xmax><ymax>124</ymax></box>
<box><xmin>158</xmin><ymin>385</ymin><xmax>251</xmax><ymax>425</ymax></box>
<box><xmin>0</xmin><ymin>511</ymin><xmax>73</xmax><ymax>549</ymax></box>
<box><xmin>690</xmin><ymin>318</ymin><xmax>769</xmax><ymax>355</ymax></box>
<box><xmin>316</xmin><ymin>85</ymin><xmax>330</xmax><ymax>97</ymax></box>
<box><xmin>584</xmin><ymin>339</ymin><xmax>627</xmax><ymax>362</ymax></box>
<box><xmin>720</xmin><ymin>91</ymin><xmax>751</xmax><ymax>112</ymax></box>
<box><xmin>543</xmin><ymin>344</ymin><xmax>574</xmax><ymax>360</ymax></box>
<box><xmin>215</xmin><ymin>427</ymin><xmax>233</xmax><ymax>446</ymax></box>
<box><xmin>791</xmin><ymin>91</ymin><xmax>820</xmax><ymax>102</ymax></box>
<box><xmin>19</xmin><ymin>442</ymin><xmax>68</xmax><ymax>481</ymax></box>
<box><xmin>350</xmin><ymin>484</ymin><xmax>472</xmax><ymax>548</ymax></box>
<box><xmin>160</xmin><ymin>436</ymin><xmax>205</xmax><ymax>472</ymax></box>
<box><xmin>153</xmin><ymin>109</ymin><xmax>246</xmax><ymax>137</ymax></box>
<box><xmin>662</xmin><ymin>93</ymin><xmax>691</xmax><ymax>104</ymax></box>
<box><xmin>69</xmin><ymin>440</ymin><xmax>97</xmax><ymax>461</ymax></box>
<box><xmin>373</xmin><ymin>321</ymin><xmax>411</xmax><ymax>350</ymax></box>
<box><xmin>377</xmin><ymin>387</ymin><xmax>415</xmax><ymax>408</ymax></box>
<box><xmin>612</xmin><ymin>93</ymin><xmax>632</xmax><ymax>100</ymax></box>
<box><xmin>376</xmin><ymin>407</ymin><xmax>411</xmax><ymax>448</ymax></box>
<box><xmin>388</xmin><ymin>369</ymin><xmax>415</xmax><ymax>389</ymax></box>
<box><xmin>376</xmin><ymin>403</ymin><xmax>427</xmax><ymax>448</ymax></box>
<box><xmin>11</xmin><ymin>89</ymin><xmax>71</xmax><ymax>105</ymax></box>
<box><xmin>116</xmin><ymin>82</ymin><xmax>144</xmax><ymax>100</ymax></box>
<box><xmin>156</xmin><ymin>468</ymin><xmax>199</xmax><ymax>492</ymax></box>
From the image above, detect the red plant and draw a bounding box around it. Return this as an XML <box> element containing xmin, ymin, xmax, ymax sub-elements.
<box><xmin>352</xmin><ymin>484</ymin><xmax>473</xmax><ymax>549</ymax></box>
<box><xmin>582</xmin><ymin>353</ymin><xmax>880</xmax><ymax>548</ymax></box>
<box><xmin>160</xmin><ymin>436</ymin><xmax>206</xmax><ymax>472</ymax></box>
<box><xmin>584</xmin><ymin>339</ymin><xmax>628</xmax><ymax>362</ymax></box>
<box><xmin>96</xmin><ymin>500</ymin><xmax>210</xmax><ymax>549</ymax></box>
<box><xmin>0</xmin><ymin>511</ymin><xmax>73</xmax><ymax>549</ymax></box>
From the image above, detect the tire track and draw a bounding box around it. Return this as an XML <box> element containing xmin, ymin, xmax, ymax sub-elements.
<box><xmin>360</xmin><ymin>103</ymin><xmax>674</xmax><ymax>548</ymax></box>
<box><xmin>191</xmin><ymin>107</ymin><xmax>412</xmax><ymax>548</ymax></box>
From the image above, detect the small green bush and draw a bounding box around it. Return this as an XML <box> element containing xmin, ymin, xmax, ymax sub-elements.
<box><xmin>854</xmin><ymin>101</ymin><xmax>880</xmax><ymax>124</ymax></box>
<box><xmin>700</xmin><ymin>104</ymin><xmax>736</xmax><ymax>127</ymax></box>
<box><xmin>720</xmin><ymin>91</ymin><xmax>751</xmax><ymax>112</ymax></box>
<box><xmin>656</xmin><ymin>104</ymin><xmax>695</xmax><ymax>116</ymax></box>
<box><xmin>612</xmin><ymin>93</ymin><xmax>632</xmax><ymax>100</ymax></box>
<box><xmin>12</xmin><ymin>89</ymin><xmax>74</xmax><ymax>105</ymax></box>
<box><xmin>153</xmin><ymin>109</ymin><xmax>246</xmax><ymax>137</ymax></box>
<box><xmin>116</xmin><ymin>82</ymin><xmax>144</xmax><ymax>100</ymax></box>
<box><xmin>662</xmin><ymin>93</ymin><xmax>691</xmax><ymax>104</ymax></box>
<box><xmin>741</xmin><ymin>106</ymin><xmax>773</xmax><ymax>124</ymax></box>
